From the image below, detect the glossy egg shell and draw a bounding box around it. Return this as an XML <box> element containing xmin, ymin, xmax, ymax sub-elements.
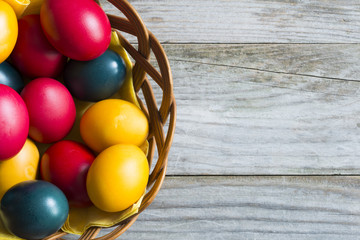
<box><xmin>0</xmin><ymin>84</ymin><xmax>29</xmax><ymax>160</ymax></box>
<box><xmin>64</xmin><ymin>50</ymin><xmax>126</xmax><ymax>101</ymax></box>
<box><xmin>0</xmin><ymin>139</ymin><xmax>39</xmax><ymax>200</ymax></box>
<box><xmin>1</xmin><ymin>180</ymin><xmax>69</xmax><ymax>240</ymax></box>
<box><xmin>86</xmin><ymin>144</ymin><xmax>149</xmax><ymax>212</ymax></box>
<box><xmin>41</xmin><ymin>140</ymin><xmax>95</xmax><ymax>207</ymax></box>
<box><xmin>40</xmin><ymin>0</ymin><xmax>111</xmax><ymax>61</ymax></box>
<box><xmin>80</xmin><ymin>99</ymin><xmax>149</xmax><ymax>153</ymax></box>
<box><xmin>0</xmin><ymin>61</ymin><xmax>24</xmax><ymax>92</ymax></box>
<box><xmin>0</xmin><ymin>1</ymin><xmax>18</xmax><ymax>64</ymax></box>
<box><xmin>11</xmin><ymin>14</ymin><xmax>67</xmax><ymax>78</ymax></box>
<box><xmin>21</xmin><ymin>78</ymin><xmax>76</xmax><ymax>143</ymax></box>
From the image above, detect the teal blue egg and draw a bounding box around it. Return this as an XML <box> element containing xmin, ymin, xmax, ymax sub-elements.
<box><xmin>0</xmin><ymin>61</ymin><xmax>24</xmax><ymax>93</ymax></box>
<box><xmin>0</xmin><ymin>180</ymin><xmax>69</xmax><ymax>240</ymax></box>
<box><xmin>64</xmin><ymin>49</ymin><xmax>126</xmax><ymax>102</ymax></box>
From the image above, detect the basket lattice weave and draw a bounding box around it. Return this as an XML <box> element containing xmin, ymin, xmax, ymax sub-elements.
<box><xmin>44</xmin><ymin>0</ymin><xmax>176</xmax><ymax>239</ymax></box>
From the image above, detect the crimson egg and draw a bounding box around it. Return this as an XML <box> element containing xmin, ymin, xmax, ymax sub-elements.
<box><xmin>11</xmin><ymin>14</ymin><xmax>67</xmax><ymax>79</ymax></box>
<box><xmin>41</xmin><ymin>140</ymin><xmax>95</xmax><ymax>207</ymax></box>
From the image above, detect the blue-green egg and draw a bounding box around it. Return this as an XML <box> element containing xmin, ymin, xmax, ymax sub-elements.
<box><xmin>64</xmin><ymin>49</ymin><xmax>126</xmax><ymax>102</ymax></box>
<box><xmin>0</xmin><ymin>61</ymin><xmax>24</xmax><ymax>93</ymax></box>
<box><xmin>0</xmin><ymin>180</ymin><xmax>69</xmax><ymax>240</ymax></box>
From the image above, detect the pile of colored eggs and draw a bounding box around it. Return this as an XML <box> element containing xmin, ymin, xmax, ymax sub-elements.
<box><xmin>0</xmin><ymin>0</ymin><xmax>150</xmax><ymax>239</ymax></box>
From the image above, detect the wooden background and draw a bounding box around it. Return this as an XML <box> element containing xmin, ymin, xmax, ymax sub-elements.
<box><xmin>72</xmin><ymin>0</ymin><xmax>360</xmax><ymax>239</ymax></box>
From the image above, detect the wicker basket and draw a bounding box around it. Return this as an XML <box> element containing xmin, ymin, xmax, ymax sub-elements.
<box><xmin>44</xmin><ymin>0</ymin><xmax>176</xmax><ymax>239</ymax></box>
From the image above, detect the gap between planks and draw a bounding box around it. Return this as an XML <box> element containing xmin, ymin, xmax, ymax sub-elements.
<box><xmin>165</xmin><ymin>174</ymin><xmax>360</xmax><ymax>177</ymax></box>
<box><xmin>169</xmin><ymin>58</ymin><xmax>360</xmax><ymax>83</ymax></box>
<box><xmin>160</xmin><ymin>42</ymin><xmax>360</xmax><ymax>45</ymax></box>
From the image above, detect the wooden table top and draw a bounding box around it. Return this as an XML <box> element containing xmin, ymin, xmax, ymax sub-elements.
<box><xmin>70</xmin><ymin>0</ymin><xmax>360</xmax><ymax>239</ymax></box>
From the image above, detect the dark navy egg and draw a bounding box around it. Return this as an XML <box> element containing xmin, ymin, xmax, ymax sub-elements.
<box><xmin>1</xmin><ymin>180</ymin><xmax>69</xmax><ymax>240</ymax></box>
<box><xmin>64</xmin><ymin>49</ymin><xmax>126</xmax><ymax>102</ymax></box>
<box><xmin>0</xmin><ymin>61</ymin><xmax>24</xmax><ymax>93</ymax></box>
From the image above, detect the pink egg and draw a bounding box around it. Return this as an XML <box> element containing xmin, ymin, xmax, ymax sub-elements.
<box><xmin>40</xmin><ymin>0</ymin><xmax>111</xmax><ymax>61</ymax></box>
<box><xmin>21</xmin><ymin>78</ymin><xmax>76</xmax><ymax>143</ymax></box>
<box><xmin>0</xmin><ymin>84</ymin><xmax>29</xmax><ymax>160</ymax></box>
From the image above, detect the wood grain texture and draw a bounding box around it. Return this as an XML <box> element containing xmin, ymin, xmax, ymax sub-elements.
<box><xmin>61</xmin><ymin>1</ymin><xmax>360</xmax><ymax>239</ymax></box>
<box><xmin>165</xmin><ymin>44</ymin><xmax>360</xmax><ymax>81</ymax></box>
<box><xmin>150</xmin><ymin>44</ymin><xmax>360</xmax><ymax>175</ymax></box>
<box><xmin>64</xmin><ymin>176</ymin><xmax>360</xmax><ymax>240</ymax></box>
<box><xmin>101</xmin><ymin>0</ymin><xmax>360</xmax><ymax>43</ymax></box>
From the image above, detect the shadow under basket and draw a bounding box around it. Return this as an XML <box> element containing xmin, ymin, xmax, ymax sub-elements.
<box><xmin>44</xmin><ymin>0</ymin><xmax>176</xmax><ymax>239</ymax></box>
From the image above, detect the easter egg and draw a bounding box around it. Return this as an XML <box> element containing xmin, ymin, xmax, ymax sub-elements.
<box><xmin>80</xmin><ymin>99</ymin><xmax>149</xmax><ymax>153</ymax></box>
<box><xmin>86</xmin><ymin>144</ymin><xmax>149</xmax><ymax>212</ymax></box>
<box><xmin>1</xmin><ymin>180</ymin><xmax>69</xmax><ymax>240</ymax></box>
<box><xmin>21</xmin><ymin>78</ymin><xmax>76</xmax><ymax>143</ymax></box>
<box><xmin>2</xmin><ymin>0</ymin><xmax>30</xmax><ymax>18</ymax></box>
<box><xmin>0</xmin><ymin>61</ymin><xmax>24</xmax><ymax>92</ymax></box>
<box><xmin>0</xmin><ymin>84</ymin><xmax>29</xmax><ymax>160</ymax></box>
<box><xmin>0</xmin><ymin>139</ymin><xmax>39</xmax><ymax>200</ymax></box>
<box><xmin>0</xmin><ymin>1</ymin><xmax>18</xmax><ymax>63</ymax></box>
<box><xmin>41</xmin><ymin>140</ymin><xmax>95</xmax><ymax>207</ymax></box>
<box><xmin>64</xmin><ymin>50</ymin><xmax>126</xmax><ymax>101</ymax></box>
<box><xmin>40</xmin><ymin>0</ymin><xmax>111</xmax><ymax>61</ymax></box>
<box><xmin>11</xmin><ymin>14</ymin><xmax>67</xmax><ymax>78</ymax></box>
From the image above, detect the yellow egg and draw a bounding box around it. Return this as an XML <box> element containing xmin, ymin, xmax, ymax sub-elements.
<box><xmin>2</xmin><ymin>0</ymin><xmax>30</xmax><ymax>18</ymax></box>
<box><xmin>0</xmin><ymin>0</ymin><xmax>18</xmax><ymax>63</ymax></box>
<box><xmin>0</xmin><ymin>139</ymin><xmax>40</xmax><ymax>200</ymax></box>
<box><xmin>86</xmin><ymin>144</ymin><xmax>149</xmax><ymax>212</ymax></box>
<box><xmin>80</xmin><ymin>99</ymin><xmax>149</xmax><ymax>153</ymax></box>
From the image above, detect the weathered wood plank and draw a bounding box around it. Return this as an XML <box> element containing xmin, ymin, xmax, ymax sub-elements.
<box><xmin>65</xmin><ymin>176</ymin><xmax>360</xmax><ymax>240</ymax></box>
<box><xmin>101</xmin><ymin>0</ymin><xmax>360</xmax><ymax>43</ymax></box>
<box><xmin>150</xmin><ymin>44</ymin><xmax>360</xmax><ymax>175</ymax></box>
<box><xmin>164</xmin><ymin>44</ymin><xmax>360</xmax><ymax>81</ymax></box>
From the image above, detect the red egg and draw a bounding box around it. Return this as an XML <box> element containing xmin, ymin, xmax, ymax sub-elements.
<box><xmin>41</xmin><ymin>140</ymin><xmax>95</xmax><ymax>207</ymax></box>
<box><xmin>0</xmin><ymin>84</ymin><xmax>29</xmax><ymax>160</ymax></box>
<box><xmin>40</xmin><ymin>0</ymin><xmax>111</xmax><ymax>61</ymax></box>
<box><xmin>21</xmin><ymin>78</ymin><xmax>76</xmax><ymax>143</ymax></box>
<box><xmin>11</xmin><ymin>14</ymin><xmax>67</xmax><ymax>79</ymax></box>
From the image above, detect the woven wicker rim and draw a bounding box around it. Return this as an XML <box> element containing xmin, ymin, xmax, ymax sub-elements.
<box><xmin>43</xmin><ymin>0</ymin><xmax>176</xmax><ymax>239</ymax></box>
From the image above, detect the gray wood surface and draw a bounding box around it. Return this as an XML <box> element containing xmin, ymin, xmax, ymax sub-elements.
<box><xmin>101</xmin><ymin>0</ymin><xmax>360</xmax><ymax>43</ymax></box>
<box><xmin>65</xmin><ymin>176</ymin><xmax>360</xmax><ymax>240</ymax></box>
<box><xmin>96</xmin><ymin>0</ymin><xmax>360</xmax><ymax>239</ymax></box>
<box><xmin>158</xmin><ymin>44</ymin><xmax>360</xmax><ymax>175</ymax></box>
